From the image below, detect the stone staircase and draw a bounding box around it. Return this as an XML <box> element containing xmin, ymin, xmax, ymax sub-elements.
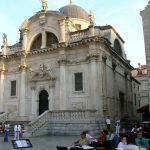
<box><xmin>25</xmin><ymin>109</ymin><xmax>100</xmax><ymax>137</ymax></box>
<box><xmin>0</xmin><ymin>110</ymin><xmax>100</xmax><ymax>137</ymax></box>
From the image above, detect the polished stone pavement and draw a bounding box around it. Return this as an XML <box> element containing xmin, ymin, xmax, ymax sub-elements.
<box><xmin>0</xmin><ymin>136</ymin><xmax>78</xmax><ymax>150</ymax></box>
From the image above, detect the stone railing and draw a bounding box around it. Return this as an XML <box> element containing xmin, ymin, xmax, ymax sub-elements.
<box><xmin>29</xmin><ymin>110</ymin><xmax>97</xmax><ymax>135</ymax></box>
<box><xmin>29</xmin><ymin>110</ymin><xmax>50</xmax><ymax>135</ymax></box>
<box><xmin>49</xmin><ymin>110</ymin><xmax>96</xmax><ymax>120</ymax></box>
<box><xmin>69</xmin><ymin>29</ymin><xmax>89</xmax><ymax>43</ymax></box>
<box><xmin>0</xmin><ymin>112</ymin><xmax>9</xmax><ymax>123</ymax></box>
<box><xmin>9</xmin><ymin>45</ymin><xmax>22</xmax><ymax>53</ymax></box>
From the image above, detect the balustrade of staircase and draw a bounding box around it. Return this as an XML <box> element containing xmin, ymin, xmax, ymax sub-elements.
<box><xmin>29</xmin><ymin>110</ymin><xmax>97</xmax><ymax>135</ymax></box>
<box><xmin>0</xmin><ymin>112</ymin><xmax>9</xmax><ymax>123</ymax></box>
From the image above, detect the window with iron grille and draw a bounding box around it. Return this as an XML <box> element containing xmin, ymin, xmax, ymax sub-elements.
<box><xmin>74</xmin><ymin>72</ymin><xmax>83</xmax><ymax>91</ymax></box>
<box><xmin>11</xmin><ymin>80</ymin><xmax>16</xmax><ymax>96</ymax></box>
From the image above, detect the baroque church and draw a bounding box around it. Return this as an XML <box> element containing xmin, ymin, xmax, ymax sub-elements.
<box><xmin>0</xmin><ymin>1</ymin><xmax>140</xmax><ymax>135</ymax></box>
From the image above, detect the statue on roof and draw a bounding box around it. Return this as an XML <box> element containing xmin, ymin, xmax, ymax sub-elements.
<box><xmin>2</xmin><ymin>33</ymin><xmax>8</xmax><ymax>46</ymax></box>
<box><xmin>89</xmin><ymin>11</ymin><xmax>95</xmax><ymax>27</ymax></box>
<box><xmin>41</xmin><ymin>0</ymin><xmax>48</xmax><ymax>12</ymax></box>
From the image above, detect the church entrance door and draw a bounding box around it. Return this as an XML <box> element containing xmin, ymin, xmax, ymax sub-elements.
<box><xmin>39</xmin><ymin>90</ymin><xmax>49</xmax><ymax>115</ymax></box>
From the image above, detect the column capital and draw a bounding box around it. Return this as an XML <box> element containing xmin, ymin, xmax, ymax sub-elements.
<box><xmin>58</xmin><ymin>54</ymin><xmax>67</xmax><ymax>65</ymax></box>
<box><xmin>86</xmin><ymin>51</ymin><xmax>99</xmax><ymax>62</ymax></box>
<box><xmin>19</xmin><ymin>64</ymin><xmax>28</xmax><ymax>71</ymax></box>
<box><xmin>0</xmin><ymin>64</ymin><xmax>7</xmax><ymax>73</ymax></box>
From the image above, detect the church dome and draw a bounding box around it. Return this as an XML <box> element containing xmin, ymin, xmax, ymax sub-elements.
<box><xmin>59</xmin><ymin>4</ymin><xmax>89</xmax><ymax>21</ymax></box>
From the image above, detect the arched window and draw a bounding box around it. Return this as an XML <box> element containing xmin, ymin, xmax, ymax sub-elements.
<box><xmin>30</xmin><ymin>34</ymin><xmax>42</xmax><ymax>50</ymax></box>
<box><xmin>46</xmin><ymin>32</ymin><xmax>58</xmax><ymax>47</ymax></box>
<box><xmin>114</xmin><ymin>39</ymin><xmax>122</xmax><ymax>56</ymax></box>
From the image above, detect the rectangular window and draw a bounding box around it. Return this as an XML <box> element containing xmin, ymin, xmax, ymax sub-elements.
<box><xmin>74</xmin><ymin>72</ymin><xmax>83</xmax><ymax>91</ymax></box>
<box><xmin>11</xmin><ymin>80</ymin><xmax>16</xmax><ymax>96</ymax></box>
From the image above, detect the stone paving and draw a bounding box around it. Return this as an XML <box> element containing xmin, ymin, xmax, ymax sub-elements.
<box><xmin>0</xmin><ymin>136</ymin><xmax>78</xmax><ymax>150</ymax></box>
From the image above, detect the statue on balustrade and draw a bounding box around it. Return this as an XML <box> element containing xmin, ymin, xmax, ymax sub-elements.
<box><xmin>2</xmin><ymin>33</ymin><xmax>8</xmax><ymax>46</ymax></box>
<box><xmin>41</xmin><ymin>0</ymin><xmax>48</xmax><ymax>12</ymax></box>
<box><xmin>89</xmin><ymin>11</ymin><xmax>95</xmax><ymax>27</ymax></box>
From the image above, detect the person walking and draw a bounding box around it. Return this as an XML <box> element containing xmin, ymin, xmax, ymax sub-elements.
<box><xmin>115</xmin><ymin>119</ymin><xmax>120</xmax><ymax>137</ymax></box>
<box><xmin>106</xmin><ymin>116</ymin><xmax>111</xmax><ymax>129</ymax></box>
<box><xmin>14</xmin><ymin>123</ymin><xmax>21</xmax><ymax>140</ymax></box>
<box><xmin>4</xmin><ymin>122</ymin><xmax>10</xmax><ymax>142</ymax></box>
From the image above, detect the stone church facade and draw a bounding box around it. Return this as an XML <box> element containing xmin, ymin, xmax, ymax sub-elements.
<box><xmin>0</xmin><ymin>2</ymin><xmax>139</xmax><ymax>134</ymax></box>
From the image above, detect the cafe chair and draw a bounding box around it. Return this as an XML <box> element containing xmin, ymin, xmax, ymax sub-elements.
<box><xmin>56</xmin><ymin>146</ymin><xmax>68</xmax><ymax>150</ymax></box>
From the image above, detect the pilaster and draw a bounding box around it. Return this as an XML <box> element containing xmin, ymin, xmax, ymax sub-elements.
<box><xmin>58</xmin><ymin>49</ymin><xmax>67</xmax><ymax>110</ymax></box>
<box><xmin>87</xmin><ymin>43</ymin><xmax>99</xmax><ymax>111</ymax></box>
<box><xmin>0</xmin><ymin>63</ymin><xmax>6</xmax><ymax>112</ymax></box>
<box><xmin>19</xmin><ymin>61</ymin><xmax>28</xmax><ymax>119</ymax></box>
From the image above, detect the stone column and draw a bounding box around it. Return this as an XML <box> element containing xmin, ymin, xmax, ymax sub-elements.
<box><xmin>19</xmin><ymin>64</ymin><xmax>27</xmax><ymax>119</ymax></box>
<box><xmin>58</xmin><ymin>50</ymin><xmax>67</xmax><ymax>110</ymax></box>
<box><xmin>41</xmin><ymin>29</ymin><xmax>46</xmax><ymax>49</ymax></box>
<box><xmin>0</xmin><ymin>64</ymin><xmax>6</xmax><ymax>112</ymax></box>
<box><xmin>59</xmin><ymin>19</ymin><xmax>66</xmax><ymax>43</ymax></box>
<box><xmin>88</xmin><ymin>44</ymin><xmax>99</xmax><ymax>110</ymax></box>
<box><xmin>22</xmin><ymin>29</ymin><xmax>28</xmax><ymax>52</ymax></box>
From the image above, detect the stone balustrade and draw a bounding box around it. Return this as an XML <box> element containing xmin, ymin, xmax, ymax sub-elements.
<box><xmin>9</xmin><ymin>45</ymin><xmax>22</xmax><ymax>53</ymax></box>
<box><xmin>29</xmin><ymin>110</ymin><xmax>97</xmax><ymax>135</ymax></box>
<box><xmin>0</xmin><ymin>112</ymin><xmax>9</xmax><ymax>123</ymax></box>
<box><xmin>69</xmin><ymin>29</ymin><xmax>89</xmax><ymax>43</ymax></box>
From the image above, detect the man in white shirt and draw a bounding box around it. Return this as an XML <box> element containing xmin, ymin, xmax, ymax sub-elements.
<box><xmin>14</xmin><ymin>123</ymin><xmax>21</xmax><ymax>140</ymax></box>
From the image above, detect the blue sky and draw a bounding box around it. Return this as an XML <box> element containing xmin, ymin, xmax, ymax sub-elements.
<box><xmin>0</xmin><ymin>0</ymin><xmax>149</xmax><ymax>67</ymax></box>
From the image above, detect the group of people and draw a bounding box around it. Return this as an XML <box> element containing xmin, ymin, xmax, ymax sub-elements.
<box><xmin>0</xmin><ymin>122</ymin><xmax>22</xmax><ymax>142</ymax></box>
<box><xmin>73</xmin><ymin>119</ymin><xmax>149</xmax><ymax>150</ymax></box>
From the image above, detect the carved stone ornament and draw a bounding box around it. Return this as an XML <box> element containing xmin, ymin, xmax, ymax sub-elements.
<box><xmin>31</xmin><ymin>64</ymin><xmax>55</xmax><ymax>82</ymax></box>
<box><xmin>102</xmin><ymin>53</ymin><xmax>107</xmax><ymax>63</ymax></box>
<box><xmin>39</xmin><ymin>12</ymin><xmax>46</xmax><ymax>25</ymax></box>
<box><xmin>112</xmin><ymin>59</ymin><xmax>117</xmax><ymax>71</ymax></box>
<box><xmin>19</xmin><ymin>63</ymin><xmax>28</xmax><ymax>71</ymax></box>
<box><xmin>58</xmin><ymin>54</ymin><xmax>67</xmax><ymax>65</ymax></box>
<box><xmin>86</xmin><ymin>51</ymin><xmax>99</xmax><ymax>62</ymax></box>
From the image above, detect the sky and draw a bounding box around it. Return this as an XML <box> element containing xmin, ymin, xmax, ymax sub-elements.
<box><xmin>0</xmin><ymin>0</ymin><xmax>149</xmax><ymax>67</ymax></box>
